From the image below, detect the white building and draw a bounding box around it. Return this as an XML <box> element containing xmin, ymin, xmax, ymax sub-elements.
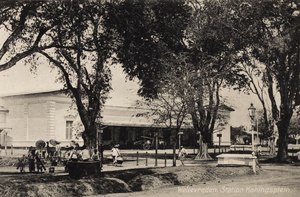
<box><xmin>0</xmin><ymin>90</ymin><xmax>234</xmax><ymax>148</ymax></box>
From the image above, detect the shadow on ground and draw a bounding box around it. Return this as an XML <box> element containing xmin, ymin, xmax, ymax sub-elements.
<box><xmin>0</xmin><ymin>165</ymin><xmax>255</xmax><ymax>197</ymax></box>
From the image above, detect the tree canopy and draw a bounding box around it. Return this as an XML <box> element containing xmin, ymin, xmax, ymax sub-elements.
<box><xmin>0</xmin><ymin>0</ymin><xmax>194</xmax><ymax>148</ymax></box>
<box><xmin>1</xmin><ymin>0</ymin><xmax>299</xmax><ymax>162</ymax></box>
<box><xmin>0</xmin><ymin>0</ymin><xmax>115</xmax><ymax>148</ymax></box>
<box><xmin>108</xmin><ymin>0</ymin><xmax>250</xmax><ymax>159</ymax></box>
<box><xmin>234</xmin><ymin>0</ymin><xmax>300</xmax><ymax>162</ymax></box>
<box><xmin>106</xmin><ymin>0</ymin><xmax>191</xmax><ymax>98</ymax></box>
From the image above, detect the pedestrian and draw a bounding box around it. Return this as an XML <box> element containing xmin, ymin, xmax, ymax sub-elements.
<box><xmin>91</xmin><ymin>149</ymin><xmax>100</xmax><ymax>161</ymax></box>
<box><xmin>64</xmin><ymin>145</ymin><xmax>73</xmax><ymax>160</ymax></box>
<box><xmin>111</xmin><ymin>144</ymin><xmax>120</xmax><ymax>165</ymax></box>
<box><xmin>46</xmin><ymin>141</ymin><xmax>53</xmax><ymax>159</ymax></box>
<box><xmin>55</xmin><ymin>142</ymin><xmax>61</xmax><ymax>158</ymax></box>
<box><xmin>41</xmin><ymin>146</ymin><xmax>47</xmax><ymax>159</ymax></box>
<box><xmin>79</xmin><ymin>145</ymin><xmax>90</xmax><ymax>161</ymax></box>
<box><xmin>28</xmin><ymin>148</ymin><xmax>36</xmax><ymax>172</ymax></box>
<box><xmin>257</xmin><ymin>145</ymin><xmax>262</xmax><ymax>156</ymax></box>
<box><xmin>69</xmin><ymin>143</ymin><xmax>80</xmax><ymax>161</ymax></box>
<box><xmin>178</xmin><ymin>146</ymin><xmax>188</xmax><ymax>160</ymax></box>
<box><xmin>35</xmin><ymin>152</ymin><xmax>46</xmax><ymax>172</ymax></box>
<box><xmin>16</xmin><ymin>154</ymin><xmax>27</xmax><ymax>173</ymax></box>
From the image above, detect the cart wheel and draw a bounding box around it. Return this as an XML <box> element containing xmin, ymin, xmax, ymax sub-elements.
<box><xmin>143</xmin><ymin>143</ymin><xmax>151</xmax><ymax>150</ymax></box>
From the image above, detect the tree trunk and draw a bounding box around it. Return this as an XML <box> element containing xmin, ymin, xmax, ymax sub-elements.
<box><xmin>82</xmin><ymin>124</ymin><xmax>97</xmax><ymax>149</ymax></box>
<box><xmin>276</xmin><ymin>120</ymin><xmax>290</xmax><ymax>163</ymax></box>
<box><xmin>173</xmin><ymin>141</ymin><xmax>177</xmax><ymax>166</ymax></box>
<box><xmin>194</xmin><ymin>139</ymin><xmax>212</xmax><ymax>160</ymax></box>
<box><xmin>170</xmin><ymin>135</ymin><xmax>177</xmax><ymax>166</ymax></box>
<box><xmin>275</xmin><ymin>81</ymin><xmax>293</xmax><ymax>163</ymax></box>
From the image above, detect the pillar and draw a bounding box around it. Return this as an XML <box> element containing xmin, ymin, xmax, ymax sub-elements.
<box><xmin>46</xmin><ymin>101</ymin><xmax>56</xmax><ymax>140</ymax></box>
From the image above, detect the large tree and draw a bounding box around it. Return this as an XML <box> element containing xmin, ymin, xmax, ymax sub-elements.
<box><xmin>182</xmin><ymin>0</ymin><xmax>249</xmax><ymax>159</ymax></box>
<box><xmin>109</xmin><ymin>0</ymin><xmax>248</xmax><ymax>159</ymax></box>
<box><xmin>232</xmin><ymin>0</ymin><xmax>300</xmax><ymax>162</ymax></box>
<box><xmin>0</xmin><ymin>0</ymin><xmax>195</xmax><ymax>149</ymax></box>
<box><xmin>106</xmin><ymin>0</ymin><xmax>192</xmax><ymax>98</ymax></box>
<box><xmin>107</xmin><ymin>0</ymin><xmax>192</xmax><ymax>162</ymax></box>
<box><xmin>0</xmin><ymin>0</ymin><xmax>114</xmax><ymax>148</ymax></box>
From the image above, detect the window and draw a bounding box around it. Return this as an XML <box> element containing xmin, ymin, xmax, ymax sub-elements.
<box><xmin>66</xmin><ymin>121</ymin><xmax>73</xmax><ymax>139</ymax></box>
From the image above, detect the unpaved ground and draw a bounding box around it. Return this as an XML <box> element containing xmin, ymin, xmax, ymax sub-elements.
<box><xmin>0</xmin><ymin>165</ymin><xmax>255</xmax><ymax>197</ymax></box>
<box><xmin>99</xmin><ymin>164</ymin><xmax>300</xmax><ymax>197</ymax></box>
<box><xmin>3</xmin><ymin>152</ymin><xmax>293</xmax><ymax>197</ymax></box>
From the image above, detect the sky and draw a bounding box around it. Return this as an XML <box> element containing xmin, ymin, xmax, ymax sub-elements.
<box><xmin>0</xmin><ymin>61</ymin><xmax>140</xmax><ymax>106</ymax></box>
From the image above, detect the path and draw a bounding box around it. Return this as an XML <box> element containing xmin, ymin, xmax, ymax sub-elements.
<box><xmin>95</xmin><ymin>164</ymin><xmax>300</xmax><ymax>197</ymax></box>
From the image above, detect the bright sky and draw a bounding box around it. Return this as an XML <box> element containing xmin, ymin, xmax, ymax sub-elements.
<box><xmin>0</xmin><ymin>61</ymin><xmax>140</xmax><ymax>106</ymax></box>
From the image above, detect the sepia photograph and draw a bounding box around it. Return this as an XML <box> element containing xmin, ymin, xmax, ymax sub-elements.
<box><xmin>0</xmin><ymin>0</ymin><xmax>299</xmax><ymax>196</ymax></box>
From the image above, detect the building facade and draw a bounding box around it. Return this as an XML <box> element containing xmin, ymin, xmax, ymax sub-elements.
<box><xmin>0</xmin><ymin>91</ymin><xmax>77</xmax><ymax>147</ymax></box>
<box><xmin>0</xmin><ymin>90</ymin><xmax>234</xmax><ymax>148</ymax></box>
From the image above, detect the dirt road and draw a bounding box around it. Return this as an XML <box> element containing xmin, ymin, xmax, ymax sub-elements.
<box><xmin>98</xmin><ymin>164</ymin><xmax>300</xmax><ymax>197</ymax></box>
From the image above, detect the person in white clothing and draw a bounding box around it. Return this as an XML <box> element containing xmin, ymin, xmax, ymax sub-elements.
<box><xmin>111</xmin><ymin>144</ymin><xmax>120</xmax><ymax>164</ymax></box>
<box><xmin>178</xmin><ymin>146</ymin><xmax>188</xmax><ymax>160</ymax></box>
<box><xmin>80</xmin><ymin>146</ymin><xmax>90</xmax><ymax>161</ymax></box>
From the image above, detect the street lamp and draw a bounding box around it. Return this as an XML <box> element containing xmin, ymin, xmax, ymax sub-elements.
<box><xmin>178</xmin><ymin>131</ymin><xmax>183</xmax><ymax>149</ymax></box>
<box><xmin>154</xmin><ymin>131</ymin><xmax>159</xmax><ymax>167</ymax></box>
<box><xmin>96</xmin><ymin>115</ymin><xmax>104</xmax><ymax>169</ymax></box>
<box><xmin>248</xmin><ymin>103</ymin><xmax>256</xmax><ymax>153</ymax></box>
<box><xmin>217</xmin><ymin>133</ymin><xmax>222</xmax><ymax>153</ymax></box>
<box><xmin>96</xmin><ymin>127</ymin><xmax>104</xmax><ymax>168</ymax></box>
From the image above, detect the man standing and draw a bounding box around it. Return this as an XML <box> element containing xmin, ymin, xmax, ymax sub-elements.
<box><xmin>111</xmin><ymin>144</ymin><xmax>120</xmax><ymax>165</ymax></box>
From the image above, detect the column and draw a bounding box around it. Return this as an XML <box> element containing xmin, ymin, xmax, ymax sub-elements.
<box><xmin>46</xmin><ymin>101</ymin><xmax>56</xmax><ymax>140</ymax></box>
<box><xmin>24</xmin><ymin>104</ymin><xmax>29</xmax><ymax>140</ymax></box>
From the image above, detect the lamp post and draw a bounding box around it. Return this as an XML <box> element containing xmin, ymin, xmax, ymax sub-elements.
<box><xmin>96</xmin><ymin>115</ymin><xmax>104</xmax><ymax>169</ymax></box>
<box><xmin>96</xmin><ymin>126</ymin><xmax>104</xmax><ymax>169</ymax></box>
<box><xmin>178</xmin><ymin>131</ymin><xmax>183</xmax><ymax>149</ymax></box>
<box><xmin>217</xmin><ymin>133</ymin><xmax>222</xmax><ymax>153</ymax></box>
<box><xmin>154</xmin><ymin>131</ymin><xmax>158</xmax><ymax>167</ymax></box>
<box><xmin>248</xmin><ymin>103</ymin><xmax>256</xmax><ymax>153</ymax></box>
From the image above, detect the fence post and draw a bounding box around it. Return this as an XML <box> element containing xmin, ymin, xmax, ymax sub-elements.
<box><xmin>136</xmin><ymin>151</ymin><xmax>139</xmax><ymax>166</ymax></box>
<box><xmin>155</xmin><ymin>135</ymin><xmax>158</xmax><ymax>167</ymax></box>
<box><xmin>4</xmin><ymin>133</ymin><xmax>7</xmax><ymax>155</ymax></box>
<box><xmin>164</xmin><ymin>152</ymin><xmax>167</xmax><ymax>167</ymax></box>
<box><xmin>145</xmin><ymin>151</ymin><xmax>148</xmax><ymax>166</ymax></box>
<box><xmin>11</xmin><ymin>145</ymin><xmax>13</xmax><ymax>155</ymax></box>
<box><xmin>214</xmin><ymin>146</ymin><xmax>216</xmax><ymax>155</ymax></box>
